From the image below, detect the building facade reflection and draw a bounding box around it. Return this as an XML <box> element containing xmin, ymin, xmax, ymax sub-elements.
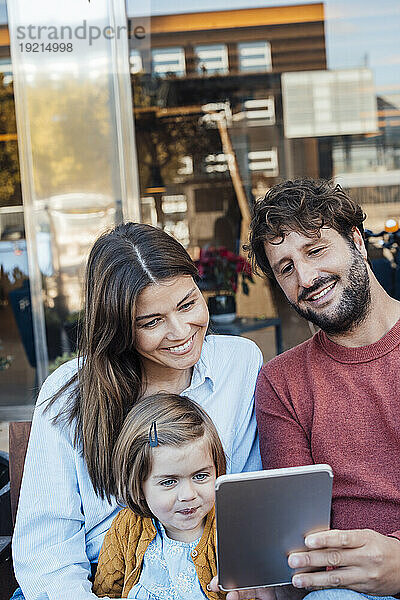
<box><xmin>0</xmin><ymin>1</ymin><xmax>399</xmax><ymax>410</ymax></box>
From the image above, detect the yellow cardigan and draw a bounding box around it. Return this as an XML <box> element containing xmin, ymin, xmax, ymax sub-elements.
<box><xmin>93</xmin><ymin>506</ymin><xmax>225</xmax><ymax>599</ymax></box>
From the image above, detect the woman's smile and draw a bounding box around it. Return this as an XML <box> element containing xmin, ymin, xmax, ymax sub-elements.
<box><xmin>163</xmin><ymin>332</ymin><xmax>197</xmax><ymax>355</ymax></box>
<box><xmin>134</xmin><ymin>275</ymin><xmax>209</xmax><ymax>379</ymax></box>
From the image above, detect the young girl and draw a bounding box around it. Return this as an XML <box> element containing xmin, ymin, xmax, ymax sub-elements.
<box><xmin>93</xmin><ymin>392</ymin><xmax>226</xmax><ymax>600</ymax></box>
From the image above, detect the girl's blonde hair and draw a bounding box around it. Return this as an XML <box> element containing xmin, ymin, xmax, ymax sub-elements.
<box><xmin>113</xmin><ymin>393</ymin><xmax>226</xmax><ymax>517</ymax></box>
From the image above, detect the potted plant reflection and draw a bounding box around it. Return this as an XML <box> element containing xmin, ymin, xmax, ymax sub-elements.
<box><xmin>196</xmin><ymin>247</ymin><xmax>254</xmax><ymax>323</ymax></box>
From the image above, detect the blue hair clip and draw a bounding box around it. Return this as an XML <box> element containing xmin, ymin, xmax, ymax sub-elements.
<box><xmin>149</xmin><ymin>421</ymin><xmax>158</xmax><ymax>447</ymax></box>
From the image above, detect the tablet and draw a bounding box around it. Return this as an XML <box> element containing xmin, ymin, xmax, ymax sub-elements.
<box><xmin>215</xmin><ymin>464</ymin><xmax>333</xmax><ymax>591</ymax></box>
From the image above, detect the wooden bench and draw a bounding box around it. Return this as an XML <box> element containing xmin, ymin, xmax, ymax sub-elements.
<box><xmin>0</xmin><ymin>421</ymin><xmax>32</xmax><ymax>600</ymax></box>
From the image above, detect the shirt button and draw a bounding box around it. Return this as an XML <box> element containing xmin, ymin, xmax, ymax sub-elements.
<box><xmin>191</xmin><ymin>549</ymin><xmax>198</xmax><ymax>558</ymax></box>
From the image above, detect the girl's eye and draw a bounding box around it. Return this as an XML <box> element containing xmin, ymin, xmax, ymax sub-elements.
<box><xmin>160</xmin><ymin>479</ymin><xmax>176</xmax><ymax>487</ymax></box>
<box><xmin>179</xmin><ymin>300</ymin><xmax>195</xmax><ymax>311</ymax></box>
<box><xmin>193</xmin><ymin>472</ymin><xmax>209</xmax><ymax>482</ymax></box>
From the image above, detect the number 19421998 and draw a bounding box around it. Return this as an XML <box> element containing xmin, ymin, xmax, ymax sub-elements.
<box><xmin>19</xmin><ymin>43</ymin><xmax>73</xmax><ymax>52</ymax></box>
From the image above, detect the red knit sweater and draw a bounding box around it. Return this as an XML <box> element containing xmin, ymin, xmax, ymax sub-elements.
<box><xmin>256</xmin><ymin>319</ymin><xmax>400</xmax><ymax>538</ymax></box>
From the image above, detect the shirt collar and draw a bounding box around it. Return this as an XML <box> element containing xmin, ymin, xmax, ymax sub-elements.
<box><xmin>154</xmin><ymin>519</ymin><xmax>201</xmax><ymax>546</ymax></box>
<box><xmin>185</xmin><ymin>335</ymin><xmax>215</xmax><ymax>392</ymax></box>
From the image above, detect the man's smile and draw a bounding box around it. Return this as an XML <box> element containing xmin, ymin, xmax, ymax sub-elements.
<box><xmin>305</xmin><ymin>281</ymin><xmax>337</xmax><ymax>303</ymax></box>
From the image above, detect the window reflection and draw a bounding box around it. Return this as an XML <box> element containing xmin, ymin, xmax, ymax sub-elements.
<box><xmin>194</xmin><ymin>44</ymin><xmax>229</xmax><ymax>75</ymax></box>
<box><xmin>130</xmin><ymin>49</ymin><xmax>142</xmax><ymax>74</ymax></box>
<box><xmin>130</xmin><ymin>4</ymin><xmax>327</xmax><ymax>255</ymax></box>
<box><xmin>152</xmin><ymin>47</ymin><xmax>185</xmax><ymax>77</ymax></box>
<box><xmin>127</xmin><ymin>1</ymin><xmax>399</xmax><ymax>254</ymax></box>
<box><xmin>237</xmin><ymin>41</ymin><xmax>272</xmax><ymax>73</ymax></box>
<box><xmin>0</xmin><ymin>0</ymin><xmax>399</xmax><ymax>405</ymax></box>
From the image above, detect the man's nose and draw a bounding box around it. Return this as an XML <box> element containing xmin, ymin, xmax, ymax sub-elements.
<box><xmin>296</xmin><ymin>261</ymin><xmax>319</xmax><ymax>289</ymax></box>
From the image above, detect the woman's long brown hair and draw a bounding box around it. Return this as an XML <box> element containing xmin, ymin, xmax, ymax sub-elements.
<box><xmin>45</xmin><ymin>222</ymin><xmax>198</xmax><ymax>501</ymax></box>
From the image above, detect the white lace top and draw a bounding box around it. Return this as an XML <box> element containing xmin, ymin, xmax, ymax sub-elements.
<box><xmin>128</xmin><ymin>520</ymin><xmax>206</xmax><ymax>600</ymax></box>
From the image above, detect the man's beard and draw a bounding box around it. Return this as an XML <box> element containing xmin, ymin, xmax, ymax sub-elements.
<box><xmin>288</xmin><ymin>246</ymin><xmax>371</xmax><ymax>335</ymax></box>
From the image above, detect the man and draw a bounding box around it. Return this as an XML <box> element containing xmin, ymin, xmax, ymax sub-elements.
<box><xmin>210</xmin><ymin>178</ymin><xmax>400</xmax><ymax>600</ymax></box>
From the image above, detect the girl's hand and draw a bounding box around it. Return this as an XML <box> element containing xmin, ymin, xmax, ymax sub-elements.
<box><xmin>208</xmin><ymin>576</ymin><xmax>303</xmax><ymax>600</ymax></box>
<box><xmin>208</xmin><ymin>576</ymin><xmax>273</xmax><ymax>599</ymax></box>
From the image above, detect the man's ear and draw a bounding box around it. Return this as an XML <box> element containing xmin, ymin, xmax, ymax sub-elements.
<box><xmin>352</xmin><ymin>227</ymin><xmax>368</xmax><ymax>260</ymax></box>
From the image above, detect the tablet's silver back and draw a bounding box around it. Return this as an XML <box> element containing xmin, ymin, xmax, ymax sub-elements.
<box><xmin>215</xmin><ymin>464</ymin><xmax>333</xmax><ymax>591</ymax></box>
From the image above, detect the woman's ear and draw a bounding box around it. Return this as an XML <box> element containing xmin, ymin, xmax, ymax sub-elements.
<box><xmin>352</xmin><ymin>227</ymin><xmax>368</xmax><ymax>260</ymax></box>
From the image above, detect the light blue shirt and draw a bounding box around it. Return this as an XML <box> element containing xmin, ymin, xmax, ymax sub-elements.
<box><xmin>128</xmin><ymin>520</ymin><xmax>205</xmax><ymax>600</ymax></box>
<box><xmin>12</xmin><ymin>335</ymin><xmax>263</xmax><ymax>600</ymax></box>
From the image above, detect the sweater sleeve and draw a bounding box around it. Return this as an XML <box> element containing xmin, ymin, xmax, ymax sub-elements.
<box><xmin>255</xmin><ymin>367</ymin><xmax>313</xmax><ymax>469</ymax></box>
<box><xmin>93</xmin><ymin>513</ymin><xmax>125</xmax><ymax>598</ymax></box>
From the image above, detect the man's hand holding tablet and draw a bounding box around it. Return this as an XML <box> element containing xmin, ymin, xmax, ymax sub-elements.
<box><xmin>288</xmin><ymin>528</ymin><xmax>400</xmax><ymax>594</ymax></box>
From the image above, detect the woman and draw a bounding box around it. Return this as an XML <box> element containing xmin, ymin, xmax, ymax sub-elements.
<box><xmin>12</xmin><ymin>222</ymin><xmax>263</xmax><ymax>600</ymax></box>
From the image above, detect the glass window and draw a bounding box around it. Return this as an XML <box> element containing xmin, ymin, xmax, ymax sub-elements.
<box><xmin>152</xmin><ymin>47</ymin><xmax>185</xmax><ymax>77</ymax></box>
<box><xmin>130</xmin><ymin>50</ymin><xmax>142</xmax><ymax>74</ymax></box>
<box><xmin>232</xmin><ymin>98</ymin><xmax>275</xmax><ymax>126</ymax></box>
<box><xmin>282</xmin><ymin>69</ymin><xmax>378</xmax><ymax>137</ymax></box>
<box><xmin>1</xmin><ymin>0</ymin><xmax>398</xmax><ymax>405</ymax></box>
<box><xmin>0</xmin><ymin>58</ymin><xmax>12</xmax><ymax>86</ymax></box>
<box><xmin>177</xmin><ymin>156</ymin><xmax>193</xmax><ymax>176</ymax></box>
<box><xmin>194</xmin><ymin>44</ymin><xmax>228</xmax><ymax>75</ymax></box>
<box><xmin>0</xmin><ymin>51</ymin><xmax>34</xmax><ymax>411</ymax></box>
<box><xmin>204</xmin><ymin>153</ymin><xmax>229</xmax><ymax>173</ymax></box>
<box><xmin>238</xmin><ymin>41</ymin><xmax>272</xmax><ymax>73</ymax></box>
<box><xmin>125</xmin><ymin>1</ymin><xmax>396</xmax><ymax>255</ymax></box>
<box><xmin>248</xmin><ymin>149</ymin><xmax>279</xmax><ymax>176</ymax></box>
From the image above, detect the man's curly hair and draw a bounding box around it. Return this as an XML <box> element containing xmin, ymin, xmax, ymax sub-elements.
<box><xmin>247</xmin><ymin>178</ymin><xmax>366</xmax><ymax>279</ymax></box>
